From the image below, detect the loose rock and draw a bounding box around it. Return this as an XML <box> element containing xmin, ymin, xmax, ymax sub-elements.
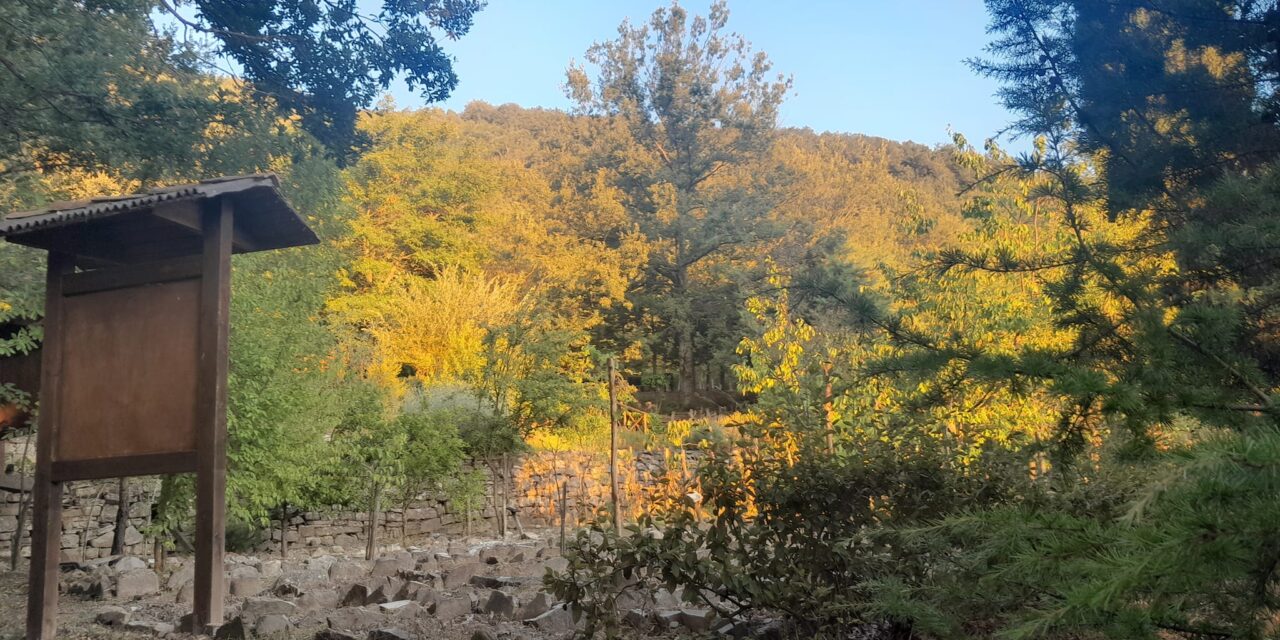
<box><xmin>330</xmin><ymin>561</ymin><xmax>367</xmax><ymax>583</ymax></box>
<box><xmin>623</xmin><ymin>608</ymin><xmax>653</xmax><ymax>631</ymax></box>
<box><xmin>367</xmin><ymin>578</ymin><xmax>406</xmax><ymax>604</ymax></box>
<box><xmin>229</xmin><ymin>575</ymin><xmax>265</xmax><ymax>597</ymax></box>
<box><xmin>298</xmin><ymin>589</ymin><xmax>341</xmax><ymax>612</ymax></box>
<box><xmin>518</xmin><ymin>591</ymin><xmax>552</xmax><ymax>620</ymax></box>
<box><xmin>314</xmin><ymin>629</ymin><xmax>360</xmax><ymax>640</ymax></box>
<box><xmin>483</xmin><ymin>589</ymin><xmax>517</xmax><ymax>618</ymax></box>
<box><xmin>116</xmin><ymin>568</ymin><xmax>160</xmax><ymax>599</ymax></box>
<box><xmin>680</xmin><ymin>608</ymin><xmax>717</xmax><ymax>633</ymax></box>
<box><xmin>95</xmin><ymin>606</ymin><xmax>130</xmax><ymax>627</ymax></box>
<box><xmin>444</xmin><ymin>562</ymin><xmax>481</xmax><ymax>589</ymax></box>
<box><xmin>124</xmin><ymin>620</ymin><xmax>175</xmax><ymax>635</ymax></box>
<box><xmin>341</xmin><ymin>583</ymin><xmax>370</xmax><ymax>607</ymax></box>
<box><xmin>214</xmin><ymin>616</ymin><xmax>249</xmax><ymax>640</ymax></box>
<box><xmin>259</xmin><ymin>559</ymin><xmax>283</xmax><ymax>577</ymax></box>
<box><xmin>326</xmin><ymin>607</ymin><xmax>384</xmax><ymax>632</ymax></box>
<box><xmin>433</xmin><ymin>594</ymin><xmax>473</xmax><ymax>620</ymax></box>
<box><xmin>392</xmin><ymin>602</ymin><xmax>426</xmax><ymax>621</ymax></box>
<box><xmin>255</xmin><ymin>614</ymin><xmax>293</xmax><ymax>637</ymax></box>
<box><xmin>371</xmin><ymin>552</ymin><xmax>413</xmax><ymax>577</ymax></box>
<box><xmin>240</xmin><ymin>597</ymin><xmax>298</xmax><ymax>623</ymax></box>
<box><xmin>112</xmin><ymin>556</ymin><xmax>148</xmax><ymax>573</ymax></box>
<box><xmin>272</xmin><ymin>578</ymin><xmax>304</xmax><ymax>597</ymax></box>
<box><xmin>167</xmin><ymin>563</ymin><xmax>195</xmax><ymax>590</ymax></box>
<box><xmin>367</xmin><ymin>629</ymin><xmax>411</xmax><ymax>640</ymax></box>
<box><xmin>315</xmin><ymin>631</ymin><xmax>360</xmax><ymax>640</ymax></box>
<box><xmin>229</xmin><ymin>565</ymin><xmax>260</xmax><ymax>579</ymax></box>
<box><xmin>526</xmin><ymin>605</ymin><xmax>575</xmax><ymax>635</ymax></box>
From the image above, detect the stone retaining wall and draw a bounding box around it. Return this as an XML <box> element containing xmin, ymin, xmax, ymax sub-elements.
<box><xmin>0</xmin><ymin>444</ymin><xmax>700</xmax><ymax>558</ymax></box>
<box><xmin>284</xmin><ymin>448</ymin><xmax>702</xmax><ymax>551</ymax></box>
<box><xmin>0</xmin><ymin>473</ymin><xmax>158</xmax><ymax>563</ymax></box>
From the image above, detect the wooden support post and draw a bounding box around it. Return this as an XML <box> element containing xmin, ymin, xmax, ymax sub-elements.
<box><xmin>193</xmin><ymin>198</ymin><xmax>232</xmax><ymax>633</ymax></box>
<box><xmin>26</xmin><ymin>252</ymin><xmax>72</xmax><ymax>640</ymax></box>
<box><xmin>608</xmin><ymin>357</ymin><xmax>622</xmax><ymax>533</ymax></box>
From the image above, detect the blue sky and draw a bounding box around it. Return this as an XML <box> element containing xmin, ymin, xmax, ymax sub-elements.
<box><xmin>389</xmin><ymin>1</ymin><xmax>1016</xmax><ymax>148</ymax></box>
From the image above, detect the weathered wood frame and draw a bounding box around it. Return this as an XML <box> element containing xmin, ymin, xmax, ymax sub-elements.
<box><xmin>25</xmin><ymin>197</ymin><xmax>234</xmax><ymax>639</ymax></box>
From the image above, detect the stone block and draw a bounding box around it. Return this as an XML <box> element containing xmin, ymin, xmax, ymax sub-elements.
<box><xmin>326</xmin><ymin>606</ymin><xmax>383</xmax><ymax>632</ymax></box>
<box><xmin>112</xmin><ymin>556</ymin><xmax>147</xmax><ymax>573</ymax></box>
<box><xmin>367</xmin><ymin>629</ymin><xmax>411</xmax><ymax>640</ymax></box>
<box><xmin>298</xmin><ymin>588</ymin><xmax>340</xmax><ymax>612</ymax></box>
<box><xmin>214</xmin><ymin>616</ymin><xmax>249</xmax><ymax>640</ymax></box>
<box><xmin>330</xmin><ymin>560</ymin><xmax>367</xmax><ymax>582</ymax></box>
<box><xmin>315</xmin><ymin>630</ymin><xmax>360</xmax><ymax>640</ymax></box>
<box><xmin>240</xmin><ymin>596</ymin><xmax>298</xmax><ymax>623</ymax></box>
<box><xmin>432</xmin><ymin>594</ymin><xmax>473</xmax><ymax>620</ymax></box>
<box><xmin>95</xmin><ymin>606</ymin><xmax>129</xmax><ymax>626</ymax></box>
<box><xmin>679</xmin><ymin>608</ymin><xmax>717</xmax><ymax>633</ymax></box>
<box><xmin>115</xmin><ymin>568</ymin><xmax>159</xmax><ymax>599</ymax></box>
<box><xmin>526</xmin><ymin>605</ymin><xmax>575</xmax><ymax>635</ymax></box>
<box><xmin>444</xmin><ymin>562</ymin><xmax>481</xmax><ymax>589</ymax></box>
<box><xmin>519</xmin><ymin>592</ymin><xmax>552</xmax><ymax>620</ymax></box>
<box><xmin>229</xmin><ymin>576</ymin><xmax>264</xmax><ymax>597</ymax></box>
<box><xmin>483</xmin><ymin>589</ymin><xmax>516</xmax><ymax>618</ymax></box>
<box><xmin>255</xmin><ymin>614</ymin><xmax>293</xmax><ymax>638</ymax></box>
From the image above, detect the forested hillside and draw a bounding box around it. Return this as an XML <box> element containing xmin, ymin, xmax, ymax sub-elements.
<box><xmin>332</xmin><ymin>102</ymin><xmax>971</xmax><ymax>404</ymax></box>
<box><xmin>5</xmin><ymin>1</ymin><xmax>1280</xmax><ymax>639</ymax></box>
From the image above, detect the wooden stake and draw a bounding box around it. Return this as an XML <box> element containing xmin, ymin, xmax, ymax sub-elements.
<box><xmin>608</xmin><ymin>357</ymin><xmax>622</xmax><ymax>533</ymax></box>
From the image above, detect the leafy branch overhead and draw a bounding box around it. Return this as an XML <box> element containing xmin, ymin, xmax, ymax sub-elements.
<box><xmin>171</xmin><ymin>0</ymin><xmax>485</xmax><ymax>158</ymax></box>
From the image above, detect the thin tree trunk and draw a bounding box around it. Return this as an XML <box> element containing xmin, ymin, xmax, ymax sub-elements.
<box><xmin>496</xmin><ymin>453</ymin><xmax>506</xmax><ymax>537</ymax></box>
<box><xmin>558</xmin><ymin>482</ymin><xmax>568</xmax><ymax>552</ymax></box>
<box><xmin>153</xmin><ymin>537</ymin><xmax>166</xmax><ymax>572</ymax></box>
<box><xmin>491</xmin><ymin>461</ymin><xmax>504</xmax><ymax>537</ymax></box>
<box><xmin>400</xmin><ymin>503</ymin><xmax>408</xmax><ymax>549</ymax></box>
<box><xmin>677</xmin><ymin>320</ymin><xmax>696</xmax><ymax>395</ymax></box>
<box><xmin>111</xmin><ymin>477</ymin><xmax>129</xmax><ymax>555</ymax></box>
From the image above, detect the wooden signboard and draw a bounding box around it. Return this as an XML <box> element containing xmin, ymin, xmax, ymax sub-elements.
<box><xmin>0</xmin><ymin>175</ymin><xmax>316</xmax><ymax>639</ymax></box>
<box><xmin>55</xmin><ymin>275</ymin><xmax>202</xmax><ymax>479</ymax></box>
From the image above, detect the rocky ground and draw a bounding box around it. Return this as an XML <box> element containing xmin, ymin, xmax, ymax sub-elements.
<box><xmin>0</xmin><ymin>529</ymin><xmax>740</xmax><ymax>640</ymax></box>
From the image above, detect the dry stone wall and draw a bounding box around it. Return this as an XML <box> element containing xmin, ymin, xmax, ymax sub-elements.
<box><xmin>286</xmin><ymin>448</ymin><xmax>700</xmax><ymax>551</ymax></box>
<box><xmin>0</xmin><ymin>472</ymin><xmax>158</xmax><ymax>563</ymax></box>
<box><xmin>0</xmin><ymin>445</ymin><xmax>698</xmax><ymax>558</ymax></box>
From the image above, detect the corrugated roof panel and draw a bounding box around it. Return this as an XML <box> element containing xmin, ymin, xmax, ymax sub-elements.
<box><xmin>0</xmin><ymin>174</ymin><xmax>317</xmax><ymax>255</ymax></box>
